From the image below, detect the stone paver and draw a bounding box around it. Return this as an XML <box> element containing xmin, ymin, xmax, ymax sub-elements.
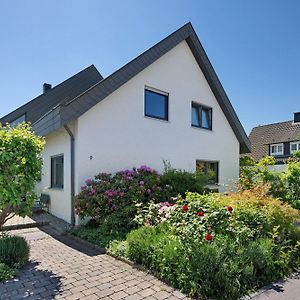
<box><xmin>0</xmin><ymin>227</ymin><xmax>189</xmax><ymax>300</ymax></box>
<box><xmin>245</xmin><ymin>271</ymin><xmax>300</xmax><ymax>300</ymax></box>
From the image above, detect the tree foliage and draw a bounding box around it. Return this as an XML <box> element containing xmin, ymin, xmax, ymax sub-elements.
<box><xmin>239</xmin><ymin>154</ymin><xmax>300</xmax><ymax>209</ymax></box>
<box><xmin>0</xmin><ymin>123</ymin><xmax>44</xmax><ymax>227</ymax></box>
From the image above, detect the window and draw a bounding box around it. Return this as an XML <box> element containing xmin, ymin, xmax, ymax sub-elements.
<box><xmin>51</xmin><ymin>155</ymin><xmax>64</xmax><ymax>189</ymax></box>
<box><xmin>290</xmin><ymin>141</ymin><xmax>300</xmax><ymax>153</ymax></box>
<box><xmin>270</xmin><ymin>143</ymin><xmax>284</xmax><ymax>156</ymax></box>
<box><xmin>191</xmin><ymin>103</ymin><xmax>212</xmax><ymax>130</ymax></box>
<box><xmin>11</xmin><ymin>114</ymin><xmax>26</xmax><ymax>126</ymax></box>
<box><xmin>145</xmin><ymin>88</ymin><xmax>168</xmax><ymax>121</ymax></box>
<box><xmin>196</xmin><ymin>160</ymin><xmax>218</xmax><ymax>184</ymax></box>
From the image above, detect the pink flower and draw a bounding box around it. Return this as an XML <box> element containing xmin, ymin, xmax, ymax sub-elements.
<box><xmin>85</xmin><ymin>179</ymin><xmax>92</xmax><ymax>186</ymax></box>
<box><xmin>147</xmin><ymin>189</ymin><xmax>151</xmax><ymax>194</ymax></box>
<box><xmin>119</xmin><ymin>192</ymin><xmax>124</xmax><ymax>197</ymax></box>
<box><xmin>80</xmin><ymin>186</ymin><xmax>86</xmax><ymax>191</ymax></box>
<box><xmin>139</xmin><ymin>181</ymin><xmax>145</xmax><ymax>186</ymax></box>
<box><xmin>90</xmin><ymin>189</ymin><xmax>96</xmax><ymax>196</ymax></box>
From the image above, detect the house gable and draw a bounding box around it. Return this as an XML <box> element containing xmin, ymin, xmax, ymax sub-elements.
<box><xmin>75</xmin><ymin>40</ymin><xmax>241</xmax><ymax>185</ymax></box>
<box><xmin>32</xmin><ymin>23</ymin><xmax>250</xmax><ymax>153</ymax></box>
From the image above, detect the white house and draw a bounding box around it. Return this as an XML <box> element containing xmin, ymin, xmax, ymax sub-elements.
<box><xmin>1</xmin><ymin>23</ymin><xmax>250</xmax><ymax>224</ymax></box>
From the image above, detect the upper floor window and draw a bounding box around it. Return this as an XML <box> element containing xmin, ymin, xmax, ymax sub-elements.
<box><xmin>191</xmin><ymin>103</ymin><xmax>212</xmax><ymax>130</ymax></box>
<box><xmin>11</xmin><ymin>114</ymin><xmax>26</xmax><ymax>126</ymax></box>
<box><xmin>51</xmin><ymin>155</ymin><xmax>64</xmax><ymax>189</ymax></box>
<box><xmin>290</xmin><ymin>141</ymin><xmax>300</xmax><ymax>153</ymax></box>
<box><xmin>270</xmin><ymin>143</ymin><xmax>284</xmax><ymax>156</ymax></box>
<box><xmin>144</xmin><ymin>88</ymin><xmax>168</xmax><ymax>121</ymax></box>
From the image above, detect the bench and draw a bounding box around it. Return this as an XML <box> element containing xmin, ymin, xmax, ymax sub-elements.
<box><xmin>32</xmin><ymin>193</ymin><xmax>50</xmax><ymax>213</ymax></box>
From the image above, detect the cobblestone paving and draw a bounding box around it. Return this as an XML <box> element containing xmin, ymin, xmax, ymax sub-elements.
<box><xmin>0</xmin><ymin>227</ymin><xmax>189</xmax><ymax>300</ymax></box>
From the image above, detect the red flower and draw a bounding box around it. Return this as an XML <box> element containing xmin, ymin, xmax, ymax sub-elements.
<box><xmin>196</xmin><ymin>211</ymin><xmax>205</xmax><ymax>217</ymax></box>
<box><xmin>205</xmin><ymin>233</ymin><xmax>213</xmax><ymax>241</ymax></box>
<box><xmin>227</xmin><ymin>206</ymin><xmax>234</xmax><ymax>213</ymax></box>
<box><xmin>181</xmin><ymin>205</ymin><xmax>189</xmax><ymax>212</ymax></box>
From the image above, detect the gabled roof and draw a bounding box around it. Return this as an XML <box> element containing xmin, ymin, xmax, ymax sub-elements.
<box><xmin>8</xmin><ymin>22</ymin><xmax>250</xmax><ymax>153</ymax></box>
<box><xmin>249</xmin><ymin>120</ymin><xmax>300</xmax><ymax>161</ymax></box>
<box><xmin>0</xmin><ymin>65</ymin><xmax>103</xmax><ymax>125</ymax></box>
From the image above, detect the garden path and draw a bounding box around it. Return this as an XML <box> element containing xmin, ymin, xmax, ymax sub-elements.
<box><xmin>0</xmin><ymin>226</ymin><xmax>189</xmax><ymax>300</ymax></box>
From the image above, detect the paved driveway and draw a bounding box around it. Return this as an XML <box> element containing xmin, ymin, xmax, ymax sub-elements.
<box><xmin>0</xmin><ymin>227</ymin><xmax>188</xmax><ymax>300</ymax></box>
<box><xmin>247</xmin><ymin>272</ymin><xmax>300</xmax><ymax>300</ymax></box>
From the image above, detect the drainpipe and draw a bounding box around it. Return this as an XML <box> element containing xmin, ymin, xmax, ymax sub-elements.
<box><xmin>64</xmin><ymin>125</ymin><xmax>75</xmax><ymax>227</ymax></box>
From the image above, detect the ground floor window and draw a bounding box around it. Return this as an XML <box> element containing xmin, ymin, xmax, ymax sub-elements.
<box><xmin>196</xmin><ymin>160</ymin><xmax>219</xmax><ymax>184</ymax></box>
<box><xmin>51</xmin><ymin>155</ymin><xmax>64</xmax><ymax>189</ymax></box>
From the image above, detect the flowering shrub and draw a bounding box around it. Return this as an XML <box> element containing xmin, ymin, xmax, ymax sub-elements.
<box><xmin>75</xmin><ymin>166</ymin><xmax>173</xmax><ymax>229</ymax></box>
<box><xmin>110</xmin><ymin>190</ymin><xmax>300</xmax><ymax>299</ymax></box>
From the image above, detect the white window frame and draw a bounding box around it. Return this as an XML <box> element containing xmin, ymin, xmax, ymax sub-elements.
<box><xmin>290</xmin><ymin>141</ymin><xmax>300</xmax><ymax>153</ymax></box>
<box><xmin>270</xmin><ymin>143</ymin><xmax>284</xmax><ymax>156</ymax></box>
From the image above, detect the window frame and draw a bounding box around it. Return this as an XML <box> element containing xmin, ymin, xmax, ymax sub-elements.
<box><xmin>290</xmin><ymin>141</ymin><xmax>300</xmax><ymax>153</ymax></box>
<box><xmin>51</xmin><ymin>154</ymin><xmax>64</xmax><ymax>189</ymax></box>
<box><xmin>196</xmin><ymin>160</ymin><xmax>219</xmax><ymax>184</ymax></box>
<box><xmin>270</xmin><ymin>143</ymin><xmax>284</xmax><ymax>156</ymax></box>
<box><xmin>144</xmin><ymin>88</ymin><xmax>169</xmax><ymax>121</ymax></box>
<box><xmin>191</xmin><ymin>102</ymin><xmax>212</xmax><ymax>130</ymax></box>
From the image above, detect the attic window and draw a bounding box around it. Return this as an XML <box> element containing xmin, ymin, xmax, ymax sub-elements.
<box><xmin>270</xmin><ymin>143</ymin><xmax>284</xmax><ymax>156</ymax></box>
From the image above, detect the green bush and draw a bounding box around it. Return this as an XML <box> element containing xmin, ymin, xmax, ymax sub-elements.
<box><xmin>112</xmin><ymin>191</ymin><xmax>300</xmax><ymax>299</ymax></box>
<box><xmin>121</xmin><ymin>224</ymin><xmax>300</xmax><ymax>299</ymax></box>
<box><xmin>160</xmin><ymin>165</ymin><xmax>208</xmax><ymax>198</ymax></box>
<box><xmin>108</xmin><ymin>240</ymin><xmax>128</xmax><ymax>258</ymax></box>
<box><xmin>0</xmin><ymin>262</ymin><xmax>15</xmax><ymax>281</ymax></box>
<box><xmin>0</xmin><ymin>235</ymin><xmax>29</xmax><ymax>268</ymax></box>
<box><xmin>69</xmin><ymin>223</ymin><xmax>127</xmax><ymax>248</ymax></box>
<box><xmin>239</xmin><ymin>155</ymin><xmax>300</xmax><ymax>209</ymax></box>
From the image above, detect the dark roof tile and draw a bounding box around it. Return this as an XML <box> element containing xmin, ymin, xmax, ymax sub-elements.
<box><xmin>0</xmin><ymin>65</ymin><xmax>102</xmax><ymax>125</ymax></box>
<box><xmin>248</xmin><ymin>120</ymin><xmax>300</xmax><ymax>161</ymax></box>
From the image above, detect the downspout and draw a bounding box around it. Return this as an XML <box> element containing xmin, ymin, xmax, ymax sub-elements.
<box><xmin>64</xmin><ymin>125</ymin><xmax>75</xmax><ymax>227</ymax></box>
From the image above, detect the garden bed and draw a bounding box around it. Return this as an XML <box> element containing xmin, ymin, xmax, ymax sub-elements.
<box><xmin>72</xmin><ymin>165</ymin><xmax>300</xmax><ymax>299</ymax></box>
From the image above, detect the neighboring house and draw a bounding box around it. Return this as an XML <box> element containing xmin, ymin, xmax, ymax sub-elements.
<box><xmin>1</xmin><ymin>23</ymin><xmax>250</xmax><ymax>224</ymax></box>
<box><xmin>248</xmin><ymin>112</ymin><xmax>300</xmax><ymax>165</ymax></box>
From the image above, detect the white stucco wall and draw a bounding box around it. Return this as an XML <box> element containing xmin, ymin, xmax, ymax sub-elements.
<box><xmin>76</xmin><ymin>41</ymin><xmax>240</xmax><ymax>192</ymax></box>
<box><xmin>37</xmin><ymin>128</ymin><xmax>72</xmax><ymax>223</ymax></box>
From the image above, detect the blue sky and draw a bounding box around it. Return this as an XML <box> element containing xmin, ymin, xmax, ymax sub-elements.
<box><xmin>0</xmin><ymin>0</ymin><xmax>300</xmax><ymax>133</ymax></box>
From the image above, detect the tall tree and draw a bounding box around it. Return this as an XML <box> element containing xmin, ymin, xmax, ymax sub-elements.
<box><xmin>0</xmin><ymin>123</ymin><xmax>44</xmax><ymax>227</ymax></box>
